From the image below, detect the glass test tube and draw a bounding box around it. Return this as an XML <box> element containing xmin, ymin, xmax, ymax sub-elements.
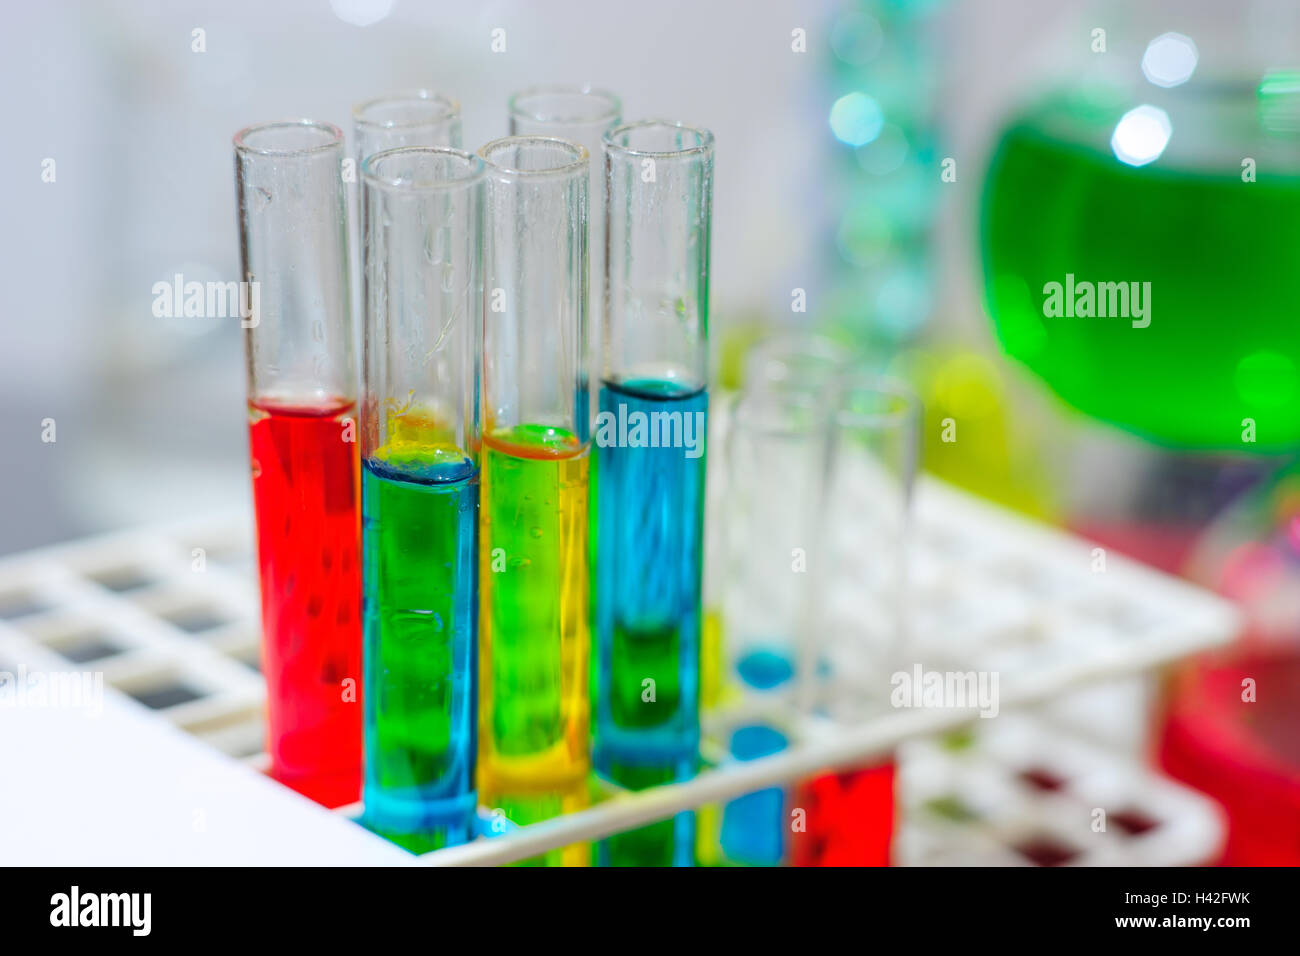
<box><xmin>360</xmin><ymin>147</ymin><xmax>484</xmax><ymax>852</ymax></box>
<box><xmin>792</xmin><ymin>374</ymin><xmax>917</xmax><ymax>868</ymax></box>
<box><xmin>508</xmin><ymin>86</ymin><xmax>621</xmax><ymax>431</ymax></box>
<box><xmin>477</xmin><ymin>136</ymin><xmax>592</xmax><ymax>866</ymax></box>
<box><xmin>714</xmin><ymin>388</ymin><xmax>829</xmax><ymax>867</ymax></box>
<box><xmin>816</xmin><ymin>374</ymin><xmax>918</xmax><ymax>722</ymax></box>
<box><xmin>723</xmin><ymin>389</ymin><xmax>829</xmax><ymax>697</ymax></box>
<box><xmin>353</xmin><ymin>90</ymin><xmax>462</xmax><ymax>160</ymax></box>
<box><xmin>509</xmin><ymin>98</ymin><xmax>621</xmax><ymax>846</ymax></box>
<box><xmin>744</xmin><ymin>333</ymin><xmax>853</xmax><ymax>398</ymax></box>
<box><xmin>594</xmin><ymin>120</ymin><xmax>714</xmax><ymax>867</ymax></box>
<box><xmin>740</xmin><ymin>333</ymin><xmax>853</xmax><ymax>707</ymax></box>
<box><xmin>350</xmin><ymin>94</ymin><xmax>462</xmax><ymax>371</ymax></box>
<box><xmin>234</xmin><ymin>120</ymin><xmax>361</xmax><ymax>809</ymax></box>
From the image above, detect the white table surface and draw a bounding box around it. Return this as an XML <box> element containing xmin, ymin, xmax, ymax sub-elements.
<box><xmin>0</xmin><ymin>692</ymin><xmax>413</xmax><ymax>865</ymax></box>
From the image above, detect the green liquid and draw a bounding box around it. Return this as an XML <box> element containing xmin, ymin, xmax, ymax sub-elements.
<box><xmin>598</xmin><ymin>762</ymin><xmax>688</xmax><ymax>867</ymax></box>
<box><xmin>478</xmin><ymin>423</ymin><xmax>591</xmax><ymax>866</ymax></box>
<box><xmin>609</xmin><ymin>623</ymin><xmax>682</xmax><ymax>727</ymax></box>
<box><xmin>362</xmin><ymin>452</ymin><xmax>478</xmax><ymax>849</ymax></box>
<box><xmin>982</xmin><ymin>94</ymin><xmax>1300</xmax><ymax>450</ymax></box>
<box><xmin>489</xmin><ymin>785</ymin><xmax>591</xmax><ymax>867</ymax></box>
<box><xmin>479</xmin><ymin>425</ymin><xmax>589</xmax><ymax>782</ymax></box>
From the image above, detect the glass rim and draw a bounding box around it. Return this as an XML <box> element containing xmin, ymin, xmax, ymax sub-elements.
<box><xmin>233</xmin><ymin>119</ymin><xmax>343</xmax><ymax>156</ymax></box>
<box><xmin>747</xmin><ymin>333</ymin><xmax>854</xmax><ymax>387</ymax></box>
<box><xmin>361</xmin><ymin>145</ymin><xmax>486</xmax><ymax>192</ymax></box>
<box><xmin>603</xmin><ymin>119</ymin><xmax>714</xmax><ymax>159</ymax></box>
<box><xmin>731</xmin><ymin>388</ymin><xmax>826</xmax><ymax>438</ymax></box>
<box><xmin>832</xmin><ymin>374</ymin><xmax>920</xmax><ymax>430</ymax></box>
<box><xmin>507</xmin><ymin>84</ymin><xmax>622</xmax><ymax>125</ymax></box>
<box><xmin>352</xmin><ymin>89</ymin><xmax>460</xmax><ymax>130</ymax></box>
<box><xmin>477</xmin><ymin>135</ymin><xmax>590</xmax><ymax>178</ymax></box>
<box><xmin>750</xmin><ymin>332</ymin><xmax>853</xmax><ymax>363</ymax></box>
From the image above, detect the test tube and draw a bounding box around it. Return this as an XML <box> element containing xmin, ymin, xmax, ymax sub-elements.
<box><xmin>714</xmin><ymin>388</ymin><xmax>829</xmax><ymax>866</ymax></box>
<box><xmin>744</xmin><ymin>333</ymin><xmax>853</xmax><ymax>398</ymax></box>
<box><xmin>507</xmin><ymin>86</ymin><xmax>621</xmax><ymax>430</ymax></box>
<box><xmin>816</xmin><ymin>374</ymin><xmax>918</xmax><ymax>721</ymax></box>
<box><xmin>234</xmin><ymin>120</ymin><xmax>361</xmax><ymax>809</ymax></box>
<box><xmin>594</xmin><ymin>120</ymin><xmax>714</xmax><ymax>866</ymax></box>
<box><xmin>349</xmin><ymin>93</ymin><xmax>462</xmax><ymax>381</ymax></box>
<box><xmin>477</xmin><ymin>136</ymin><xmax>591</xmax><ymax>866</ymax></box>
<box><xmin>359</xmin><ymin>146</ymin><xmax>484</xmax><ymax>851</ymax></box>
<box><xmin>723</xmin><ymin>389</ymin><xmax>829</xmax><ymax>697</ymax></box>
<box><xmin>789</xmin><ymin>374</ymin><xmax>917</xmax><ymax>867</ymax></box>
<box><xmin>353</xmin><ymin>90</ymin><xmax>461</xmax><ymax>161</ymax></box>
<box><xmin>739</xmin><ymin>333</ymin><xmax>853</xmax><ymax>706</ymax></box>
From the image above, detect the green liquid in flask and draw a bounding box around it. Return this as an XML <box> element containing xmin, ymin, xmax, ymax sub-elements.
<box><xmin>981</xmin><ymin>89</ymin><xmax>1300</xmax><ymax>450</ymax></box>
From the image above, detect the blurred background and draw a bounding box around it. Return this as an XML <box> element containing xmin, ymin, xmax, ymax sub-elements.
<box><xmin>4</xmin><ymin>0</ymin><xmax>1299</xmax><ymax>865</ymax></box>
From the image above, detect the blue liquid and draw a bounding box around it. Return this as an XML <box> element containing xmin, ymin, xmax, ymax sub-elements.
<box><xmin>736</xmin><ymin>647</ymin><xmax>795</xmax><ymax>690</ymax></box>
<box><xmin>593</xmin><ymin>378</ymin><xmax>708</xmax><ymax>768</ymax></box>
<box><xmin>720</xmin><ymin>725</ymin><xmax>788</xmax><ymax>866</ymax></box>
<box><xmin>720</xmin><ymin>652</ymin><xmax>792</xmax><ymax>865</ymax></box>
<box><xmin>361</xmin><ymin>456</ymin><xmax>478</xmax><ymax>851</ymax></box>
<box><xmin>593</xmin><ymin>378</ymin><xmax>708</xmax><ymax>866</ymax></box>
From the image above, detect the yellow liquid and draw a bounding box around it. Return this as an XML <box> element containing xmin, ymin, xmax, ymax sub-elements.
<box><xmin>481</xmin><ymin>778</ymin><xmax>592</xmax><ymax>867</ymax></box>
<box><xmin>478</xmin><ymin>424</ymin><xmax>591</xmax><ymax>800</ymax></box>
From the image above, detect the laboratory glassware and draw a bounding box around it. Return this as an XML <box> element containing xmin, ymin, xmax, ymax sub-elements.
<box><xmin>508</xmin><ymin>86</ymin><xmax>621</xmax><ymax>431</ymax></box>
<box><xmin>234</xmin><ymin>119</ymin><xmax>361</xmax><ymax>809</ymax></box>
<box><xmin>593</xmin><ymin>119</ymin><xmax>714</xmax><ymax>866</ymax></box>
<box><xmin>360</xmin><ymin>146</ymin><xmax>484</xmax><ymax>851</ymax></box>
<box><xmin>477</xmin><ymin>135</ymin><xmax>592</xmax><ymax>866</ymax></box>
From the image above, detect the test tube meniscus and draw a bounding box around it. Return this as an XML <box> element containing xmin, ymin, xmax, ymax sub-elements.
<box><xmin>594</xmin><ymin>120</ymin><xmax>714</xmax><ymax>866</ymax></box>
<box><xmin>477</xmin><ymin>136</ymin><xmax>592</xmax><ymax>865</ymax></box>
<box><xmin>360</xmin><ymin>146</ymin><xmax>484</xmax><ymax>852</ymax></box>
<box><xmin>234</xmin><ymin>119</ymin><xmax>362</xmax><ymax>809</ymax></box>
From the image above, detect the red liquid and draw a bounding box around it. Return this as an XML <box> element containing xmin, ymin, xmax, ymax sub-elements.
<box><xmin>791</xmin><ymin>760</ymin><xmax>896</xmax><ymax>866</ymax></box>
<box><xmin>249</xmin><ymin>398</ymin><xmax>362</xmax><ymax>807</ymax></box>
<box><xmin>1159</xmin><ymin>648</ymin><xmax>1300</xmax><ymax>866</ymax></box>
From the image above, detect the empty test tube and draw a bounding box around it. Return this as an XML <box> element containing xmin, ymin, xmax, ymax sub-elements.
<box><xmin>508</xmin><ymin>86</ymin><xmax>621</xmax><ymax>432</ymax></box>
<box><xmin>353</xmin><ymin>90</ymin><xmax>462</xmax><ymax>161</ymax></box>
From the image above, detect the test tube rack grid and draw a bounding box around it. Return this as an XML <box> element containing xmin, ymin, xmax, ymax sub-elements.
<box><xmin>0</xmin><ymin>477</ymin><xmax>1237</xmax><ymax>866</ymax></box>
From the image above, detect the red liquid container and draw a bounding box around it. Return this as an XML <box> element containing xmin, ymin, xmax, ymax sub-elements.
<box><xmin>1159</xmin><ymin>648</ymin><xmax>1300</xmax><ymax>866</ymax></box>
<box><xmin>792</xmin><ymin>760</ymin><xmax>896</xmax><ymax>866</ymax></box>
<box><xmin>249</xmin><ymin>399</ymin><xmax>362</xmax><ymax>806</ymax></box>
<box><xmin>235</xmin><ymin>120</ymin><xmax>360</xmax><ymax>806</ymax></box>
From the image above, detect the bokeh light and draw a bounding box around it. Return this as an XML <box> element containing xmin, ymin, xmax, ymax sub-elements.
<box><xmin>1110</xmin><ymin>104</ymin><xmax>1172</xmax><ymax>167</ymax></box>
<box><xmin>830</xmin><ymin>92</ymin><xmax>884</xmax><ymax>147</ymax></box>
<box><xmin>1141</xmin><ymin>32</ymin><xmax>1198</xmax><ymax>89</ymax></box>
